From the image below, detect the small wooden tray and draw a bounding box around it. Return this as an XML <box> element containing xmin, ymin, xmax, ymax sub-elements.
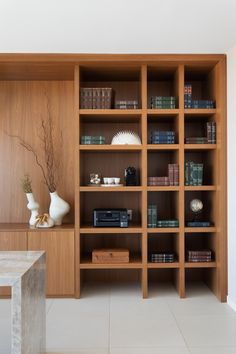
<box><xmin>92</xmin><ymin>248</ymin><xmax>129</xmax><ymax>263</ymax></box>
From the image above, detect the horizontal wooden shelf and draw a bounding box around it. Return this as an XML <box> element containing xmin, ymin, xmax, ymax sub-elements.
<box><xmin>147</xmin><ymin>186</ymin><xmax>179</xmax><ymax>191</ymax></box>
<box><xmin>80</xmin><ymin>257</ymin><xmax>142</xmax><ymax>269</ymax></box>
<box><xmin>185</xmin><ymin>227</ymin><xmax>216</xmax><ymax>233</ymax></box>
<box><xmin>184</xmin><ymin>185</ymin><xmax>216</xmax><ymax>191</ymax></box>
<box><xmin>147</xmin><ymin>109</ymin><xmax>180</xmax><ymax>116</ymax></box>
<box><xmin>184</xmin><ymin>109</ymin><xmax>217</xmax><ymax>116</ymax></box>
<box><xmin>185</xmin><ymin>262</ymin><xmax>216</xmax><ymax>268</ymax></box>
<box><xmin>0</xmin><ymin>223</ymin><xmax>75</xmax><ymax>232</ymax></box>
<box><xmin>79</xmin><ymin>144</ymin><xmax>142</xmax><ymax>151</ymax></box>
<box><xmin>148</xmin><ymin>262</ymin><xmax>180</xmax><ymax>269</ymax></box>
<box><xmin>79</xmin><ymin>186</ymin><xmax>143</xmax><ymax>192</ymax></box>
<box><xmin>147</xmin><ymin>144</ymin><xmax>179</xmax><ymax>150</ymax></box>
<box><xmin>184</xmin><ymin>144</ymin><xmax>216</xmax><ymax>150</ymax></box>
<box><xmin>80</xmin><ymin>225</ymin><xmax>143</xmax><ymax>234</ymax></box>
<box><xmin>148</xmin><ymin>228</ymin><xmax>180</xmax><ymax>233</ymax></box>
<box><xmin>79</xmin><ymin>109</ymin><xmax>142</xmax><ymax>116</ymax></box>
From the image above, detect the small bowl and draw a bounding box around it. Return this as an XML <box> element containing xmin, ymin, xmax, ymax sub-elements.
<box><xmin>103</xmin><ymin>177</ymin><xmax>109</xmax><ymax>184</ymax></box>
<box><xmin>107</xmin><ymin>177</ymin><xmax>114</xmax><ymax>184</ymax></box>
<box><xmin>114</xmin><ymin>178</ymin><xmax>120</xmax><ymax>184</ymax></box>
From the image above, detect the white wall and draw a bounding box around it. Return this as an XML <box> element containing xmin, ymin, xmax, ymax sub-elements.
<box><xmin>227</xmin><ymin>45</ymin><xmax>236</xmax><ymax>311</ymax></box>
<box><xmin>0</xmin><ymin>0</ymin><xmax>236</xmax><ymax>53</ymax></box>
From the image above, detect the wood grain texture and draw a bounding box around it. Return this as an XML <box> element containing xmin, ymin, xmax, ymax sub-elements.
<box><xmin>28</xmin><ymin>231</ymin><xmax>75</xmax><ymax>296</ymax></box>
<box><xmin>0</xmin><ymin>231</ymin><xmax>27</xmax><ymax>296</ymax></box>
<box><xmin>0</xmin><ymin>80</ymin><xmax>74</xmax><ymax>223</ymax></box>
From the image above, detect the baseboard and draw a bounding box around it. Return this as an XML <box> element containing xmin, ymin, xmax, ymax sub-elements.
<box><xmin>227</xmin><ymin>296</ymin><xmax>236</xmax><ymax>312</ymax></box>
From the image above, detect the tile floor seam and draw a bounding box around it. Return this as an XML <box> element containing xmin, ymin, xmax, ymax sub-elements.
<box><xmin>166</xmin><ymin>300</ymin><xmax>191</xmax><ymax>353</ymax></box>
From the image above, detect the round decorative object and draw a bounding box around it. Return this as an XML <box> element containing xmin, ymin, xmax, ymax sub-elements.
<box><xmin>35</xmin><ymin>213</ymin><xmax>55</xmax><ymax>228</ymax></box>
<box><xmin>111</xmin><ymin>131</ymin><xmax>141</xmax><ymax>145</ymax></box>
<box><xmin>190</xmin><ymin>199</ymin><xmax>203</xmax><ymax>213</ymax></box>
<box><xmin>49</xmin><ymin>191</ymin><xmax>70</xmax><ymax>225</ymax></box>
<box><xmin>26</xmin><ymin>192</ymin><xmax>40</xmax><ymax>226</ymax></box>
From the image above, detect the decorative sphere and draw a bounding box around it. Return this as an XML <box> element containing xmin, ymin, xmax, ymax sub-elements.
<box><xmin>190</xmin><ymin>199</ymin><xmax>203</xmax><ymax>213</ymax></box>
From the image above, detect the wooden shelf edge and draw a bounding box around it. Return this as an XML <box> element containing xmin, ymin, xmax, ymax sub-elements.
<box><xmin>184</xmin><ymin>109</ymin><xmax>217</xmax><ymax>115</ymax></box>
<box><xmin>79</xmin><ymin>186</ymin><xmax>143</xmax><ymax>192</ymax></box>
<box><xmin>148</xmin><ymin>262</ymin><xmax>180</xmax><ymax>269</ymax></box>
<box><xmin>147</xmin><ymin>144</ymin><xmax>179</xmax><ymax>150</ymax></box>
<box><xmin>80</xmin><ymin>226</ymin><xmax>143</xmax><ymax>234</ymax></box>
<box><xmin>184</xmin><ymin>144</ymin><xmax>216</xmax><ymax>150</ymax></box>
<box><xmin>148</xmin><ymin>228</ymin><xmax>180</xmax><ymax>233</ymax></box>
<box><xmin>80</xmin><ymin>258</ymin><xmax>143</xmax><ymax>269</ymax></box>
<box><xmin>79</xmin><ymin>109</ymin><xmax>142</xmax><ymax>115</ymax></box>
<box><xmin>184</xmin><ymin>185</ymin><xmax>216</xmax><ymax>191</ymax></box>
<box><xmin>0</xmin><ymin>223</ymin><xmax>75</xmax><ymax>232</ymax></box>
<box><xmin>79</xmin><ymin>144</ymin><xmax>142</xmax><ymax>151</ymax></box>
<box><xmin>147</xmin><ymin>186</ymin><xmax>179</xmax><ymax>191</ymax></box>
<box><xmin>147</xmin><ymin>109</ymin><xmax>180</xmax><ymax>115</ymax></box>
<box><xmin>184</xmin><ymin>227</ymin><xmax>216</xmax><ymax>233</ymax></box>
<box><xmin>185</xmin><ymin>262</ymin><xmax>216</xmax><ymax>268</ymax></box>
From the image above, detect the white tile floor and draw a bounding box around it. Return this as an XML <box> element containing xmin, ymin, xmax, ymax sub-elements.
<box><xmin>0</xmin><ymin>283</ymin><xmax>236</xmax><ymax>354</ymax></box>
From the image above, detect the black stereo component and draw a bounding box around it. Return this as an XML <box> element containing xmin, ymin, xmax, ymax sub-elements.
<box><xmin>93</xmin><ymin>208</ymin><xmax>129</xmax><ymax>228</ymax></box>
<box><xmin>125</xmin><ymin>166</ymin><xmax>138</xmax><ymax>186</ymax></box>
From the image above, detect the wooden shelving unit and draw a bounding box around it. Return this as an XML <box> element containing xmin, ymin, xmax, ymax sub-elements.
<box><xmin>0</xmin><ymin>54</ymin><xmax>227</xmax><ymax>301</ymax></box>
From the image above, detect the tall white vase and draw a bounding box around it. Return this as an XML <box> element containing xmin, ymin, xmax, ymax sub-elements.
<box><xmin>49</xmin><ymin>191</ymin><xmax>70</xmax><ymax>225</ymax></box>
<box><xmin>26</xmin><ymin>193</ymin><xmax>40</xmax><ymax>226</ymax></box>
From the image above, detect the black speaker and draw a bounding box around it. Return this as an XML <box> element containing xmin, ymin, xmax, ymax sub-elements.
<box><xmin>125</xmin><ymin>166</ymin><xmax>138</xmax><ymax>186</ymax></box>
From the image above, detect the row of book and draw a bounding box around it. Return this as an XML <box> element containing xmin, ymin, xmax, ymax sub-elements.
<box><xmin>150</xmin><ymin>252</ymin><xmax>175</xmax><ymax>263</ymax></box>
<box><xmin>150</xmin><ymin>131</ymin><xmax>175</xmax><ymax>144</ymax></box>
<box><xmin>184</xmin><ymin>84</ymin><xmax>215</xmax><ymax>109</ymax></box>
<box><xmin>147</xmin><ymin>206</ymin><xmax>179</xmax><ymax>228</ymax></box>
<box><xmin>185</xmin><ymin>162</ymin><xmax>203</xmax><ymax>186</ymax></box>
<box><xmin>80</xmin><ymin>88</ymin><xmax>113</xmax><ymax>109</ymax></box>
<box><xmin>187</xmin><ymin>250</ymin><xmax>213</xmax><ymax>262</ymax></box>
<box><xmin>185</xmin><ymin>122</ymin><xmax>216</xmax><ymax>144</ymax></box>
<box><xmin>115</xmin><ymin>100</ymin><xmax>139</xmax><ymax>109</ymax></box>
<box><xmin>81</xmin><ymin>135</ymin><xmax>105</xmax><ymax>145</ymax></box>
<box><xmin>150</xmin><ymin>96</ymin><xmax>176</xmax><ymax>109</ymax></box>
<box><xmin>148</xmin><ymin>164</ymin><xmax>179</xmax><ymax>186</ymax></box>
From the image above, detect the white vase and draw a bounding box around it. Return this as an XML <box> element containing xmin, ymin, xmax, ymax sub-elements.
<box><xmin>26</xmin><ymin>193</ymin><xmax>40</xmax><ymax>226</ymax></box>
<box><xmin>49</xmin><ymin>191</ymin><xmax>70</xmax><ymax>225</ymax></box>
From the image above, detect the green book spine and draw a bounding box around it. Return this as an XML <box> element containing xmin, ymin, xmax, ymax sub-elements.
<box><xmin>152</xmin><ymin>205</ymin><xmax>157</xmax><ymax>228</ymax></box>
<box><xmin>148</xmin><ymin>206</ymin><xmax>152</xmax><ymax>228</ymax></box>
<box><xmin>191</xmin><ymin>164</ymin><xmax>198</xmax><ymax>186</ymax></box>
<box><xmin>197</xmin><ymin>163</ymin><xmax>204</xmax><ymax>186</ymax></box>
<box><xmin>185</xmin><ymin>162</ymin><xmax>189</xmax><ymax>186</ymax></box>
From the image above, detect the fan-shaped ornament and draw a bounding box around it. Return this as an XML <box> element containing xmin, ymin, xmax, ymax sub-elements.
<box><xmin>111</xmin><ymin>131</ymin><xmax>141</xmax><ymax>145</ymax></box>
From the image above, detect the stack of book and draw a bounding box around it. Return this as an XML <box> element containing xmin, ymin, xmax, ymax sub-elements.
<box><xmin>184</xmin><ymin>84</ymin><xmax>192</xmax><ymax>108</ymax></box>
<box><xmin>148</xmin><ymin>205</ymin><xmax>157</xmax><ymax>228</ymax></box>
<box><xmin>206</xmin><ymin>121</ymin><xmax>216</xmax><ymax>143</ymax></box>
<box><xmin>148</xmin><ymin>176</ymin><xmax>169</xmax><ymax>186</ymax></box>
<box><xmin>186</xmin><ymin>221</ymin><xmax>212</xmax><ymax>227</ymax></box>
<box><xmin>168</xmin><ymin>164</ymin><xmax>179</xmax><ymax>186</ymax></box>
<box><xmin>80</xmin><ymin>88</ymin><xmax>113</xmax><ymax>109</ymax></box>
<box><xmin>184</xmin><ymin>84</ymin><xmax>215</xmax><ymax>109</ymax></box>
<box><xmin>150</xmin><ymin>131</ymin><xmax>175</xmax><ymax>144</ymax></box>
<box><xmin>148</xmin><ymin>164</ymin><xmax>179</xmax><ymax>187</ymax></box>
<box><xmin>156</xmin><ymin>219</ymin><xmax>179</xmax><ymax>228</ymax></box>
<box><xmin>185</xmin><ymin>162</ymin><xmax>203</xmax><ymax>186</ymax></box>
<box><xmin>150</xmin><ymin>96</ymin><xmax>176</xmax><ymax>109</ymax></box>
<box><xmin>115</xmin><ymin>100</ymin><xmax>138</xmax><ymax>109</ymax></box>
<box><xmin>185</xmin><ymin>121</ymin><xmax>216</xmax><ymax>144</ymax></box>
<box><xmin>150</xmin><ymin>252</ymin><xmax>175</xmax><ymax>263</ymax></box>
<box><xmin>81</xmin><ymin>135</ymin><xmax>105</xmax><ymax>145</ymax></box>
<box><xmin>187</xmin><ymin>250</ymin><xmax>212</xmax><ymax>262</ymax></box>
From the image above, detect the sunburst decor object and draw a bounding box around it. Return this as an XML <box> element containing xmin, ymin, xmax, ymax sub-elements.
<box><xmin>111</xmin><ymin>131</ymin><xmax>141</xmax><ymax>145</ymax></box>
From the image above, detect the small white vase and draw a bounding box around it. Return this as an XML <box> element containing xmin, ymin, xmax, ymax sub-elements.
<box><xmin>49</xmin><ymin>191</ymin><xmax>70</xmax><ymax>225</ymax></box>
<box><xmin>26</xmin><ymin>193</ymin><xmax>40</xmax><ymax>226</ymax></box>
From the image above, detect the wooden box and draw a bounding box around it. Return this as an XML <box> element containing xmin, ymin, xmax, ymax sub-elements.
<box><xmin>92</xmin><ymin>248</ymin><xmax>129</xmax><ymax>264</ymax></box>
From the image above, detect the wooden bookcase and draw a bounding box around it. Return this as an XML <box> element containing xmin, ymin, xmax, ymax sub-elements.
<box><xmin>0</xmin><ymin>54</ymin><xmax>227</xmax><ymax>301</ymax></box>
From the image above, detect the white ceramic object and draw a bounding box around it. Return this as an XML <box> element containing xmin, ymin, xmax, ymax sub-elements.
<box><xmin>101</xmin><ymin>184</ymin><xmax>123</xmax><ymax>187</ymax></box>
<box><xmin>26</xmin><ymin>193</ymin><xmax>40</xmax><ymax>226</ymax></box>
<box><xmin>114</xmin><ymin>178</ymin><xmax>120</xmax><ymax>184</ymax></box>
<box><xmin>111</xmin><ymin>131</ymin><xmax>141</xmax><ymax>145</ymax></box>
<box><xmin>49</xmin><ymin>191</ymin><xmax>70</xmax><ymax>225</ymax></box>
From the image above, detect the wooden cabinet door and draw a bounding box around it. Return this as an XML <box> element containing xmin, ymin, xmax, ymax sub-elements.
<box><xmin>28</xmin><ymin>231</ymin><xmax>74</xmax><ymax>296</ymax></box>
<box><xmin>0</xmin><ymin>232</ymin><xmax>27</xmax><ymax>296</ymax></box>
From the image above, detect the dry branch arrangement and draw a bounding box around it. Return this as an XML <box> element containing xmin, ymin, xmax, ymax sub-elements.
<box><xmin>7</xmin><ymin>93</ymin><xmax>59</xmax><ymax>193</ymax></box>
<box><xmin>21</xmin><ymin>174</ymin><xmax>32</xmax><ymax>193</ymax></box>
